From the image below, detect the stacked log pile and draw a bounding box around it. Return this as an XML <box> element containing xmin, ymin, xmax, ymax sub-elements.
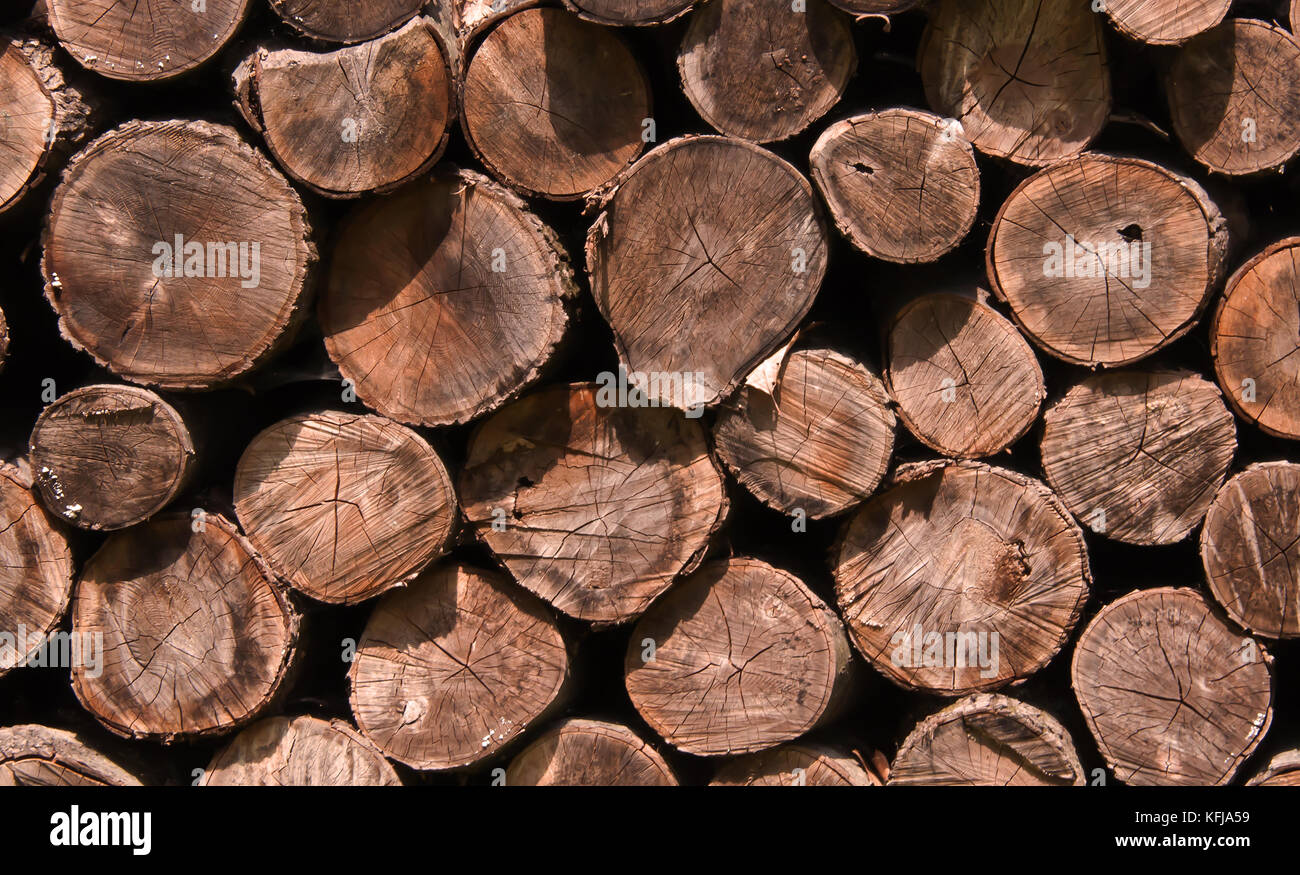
<box><xmin>1</xmin><ymin>0</ymin><xmax>1299</xmax><ymax>788</ymax></box>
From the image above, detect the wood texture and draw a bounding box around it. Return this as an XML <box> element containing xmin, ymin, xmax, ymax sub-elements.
<box><xmin>1247</xmin><ymin>749</ymin><xmax>1300</xmax><ymax>785</ymax></box>
<box><xmin>0</xmin><ymin>724</ymin><xmax>139</xmax><ymax>786</ymax></box>
<box><xmin>202</xmin><ymin>715</ymin><xmax>400</xmax><ymax>786</ymax></box>
<box><xmin>1103</xmin><ymin>0</ymin><xmax>1231</xmax><ymax>45</ymax></box>
<box><xmin>1072</xmin><ymin>587</ymin><xmax>1274</xmax><ymax>786</ymax></box>
<box><xmin>710</xmin><ymin>743</ymin><xmax>880</xmax><ymax>786</ymax></box>
<box><xmin>506</xmin><ymin>718</ymin><xmax>677</xmax><ymax>785</ymax></box>
<box><xmin>268</xmin><ymin>0</ymin><xmax>421</xmax><ymax>43</ymax></box>
<box><xmin>827</xmin><ymin>0</ymin><xmax>919</xmax><ymax>12</ymax></box>
<box><xmin>561</xmin><ymin>0</ymin><xmax>696</xmax><ymax>25</ymax></box>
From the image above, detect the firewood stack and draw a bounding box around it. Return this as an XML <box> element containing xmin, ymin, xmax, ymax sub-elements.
<box><xmin>0</xmin><ymin>0</ymin><xmax>1298</xmax><ymax>788</ymax></box>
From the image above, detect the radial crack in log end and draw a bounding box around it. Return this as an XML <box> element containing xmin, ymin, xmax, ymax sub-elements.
<box><xmin>269</xmin><ymin>0</ymin><xmax>422</xmax><ymax>43</ymax></box>
<box><xmin>202</xmin><ymin>715</ymin><xmax>401</xmax><ymax>785</ymax></box>
<box><xmin>506</xmin><ymin>718</ymin><xmax>677</xmax><ymax>785</ymax></box>
<box><xmin>0</xmin><ymin>724</ymin><xmax>141</xmax><ymax>786</ymax></box>
<box><xmin>561</xmin><ymin>0</ymin><xmax>697</xmax><ymax>26</ymax></box>
<box><xmin>710</xmin><ymin>742</ymin><xmax>882</xmax><ymax>785</ymax></box>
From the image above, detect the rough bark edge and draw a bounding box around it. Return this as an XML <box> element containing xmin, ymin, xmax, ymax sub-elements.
<box><xmin>1246</xmin><ymin>748</ymin><xmax>1300</xmax><ymax>785</ymax></box>
<box><xmin>268</xmin><ymin>0</ymin><xmax>421</xmax><ymax>45</ymax></box>
<box><xmin>0</xmin><ymin>724</ymin><xmax>142</xmax><ymax>785</ymax></box>
<box><xmin>708</xmin><ymin>741</ymin><xmax>883</xmax><ymax>785</ymax></box>
<box><xmin>560</xmin><ymin>0</ymin><xmax>697</xmax><ymax>26</ymax></box>
<box><xmin>508</xmin><ymin>717</ymin><xmax>680</xmax><ymax>784</ymax></box>
<box><xmin>1104</xmin><ymin>0</ymin><xmax>1230</xmax><ymax>46</ymax></box>
<box><xmin>200</xmin><ymin>715</ymin><xmax>403</xmax><ymax>785</ymax></box>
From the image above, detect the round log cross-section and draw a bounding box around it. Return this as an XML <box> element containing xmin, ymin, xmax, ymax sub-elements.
<box><xmin>0</xmin><ymin>725</ymin><xmax>140</xmax><ymax>786</ymax></box>
<box><xmin>562</xmin><ymin>0</ymin><xmax>696</xmax><ymax>25</ymax></box>
<box><xmin>202</xmin><ymin>716</ymin><xmax>400</xmax><ymax>786</ymax></box>
<box><xmin>1103</xmin><ymin>0</ymin><xmax>1230</xmax><ymax>45</ymax></box>
<box><xmin>268</xmin><ymin>0</ymin><xmax>422</xmax><ymax>43</ymax></box>
<box><xmin>505</xmin><ymin>719</ymin><xmax>677</xmax><ymax>785</ymax></box>
<box><xmin>710</xmin><ymin>743</ymin><xmax>880</xmax><ymax>786</ymax></box>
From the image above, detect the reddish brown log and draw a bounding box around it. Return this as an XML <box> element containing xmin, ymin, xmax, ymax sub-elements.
<box><xmin>0</xmin><ymin>724</ymin><xmax>140</xmax><ymax>786</ymax></box>
<box><xmin>505</xmin><ymin>718</ymin><xmax>677</xmax><ymax>785</ymax></box>
<box><xmin>1247</xmin><ymin>749</ymin><xmax>1300</xmax><ymax>785</ymax></box>
<box><xmin>201</xmin><ymin>716</ymin><xmax>401</xmax><ymax>786</ymax></box>
<box><xmin>1103</xmin><ymin>0</ymin><xmax>1231</xmax><ymax>45</ymax></box>
<box><xmin>561</xmin><ymin>0</ymin><xmax>696</xmax><ymax>25</ymax></box>
<box><xmin>710</xmin><ymin>743</ymin><xmax>881</xmax><ymax>786</ymax></box>
<box><xmin>268</xmin><ymin>0</ymin><xmax>421</xmax><ymax>43</ymax></box>
<box><xmin>827</xmin><ymin>0</ymin><xmax>918</xmax><ymax>12</ymax></box>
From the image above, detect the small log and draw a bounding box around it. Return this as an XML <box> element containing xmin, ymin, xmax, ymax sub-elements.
<box><xmin>1247</xmin><ymin>750</ymin><xmax>1300</xmax><ymax>786</ymax></box>
<box><xmin>710</xmin><ymin>743</ymin><xmax>881</xmax><ymax>786</ymax></box>
<box><xmin>506</xmin><ymin>718</ymin><xmax>677</xmax><ymax>785</ymax></box>
<box><xmin>561</xmin><ymin>0</ymin><xmax>695</xmax><ymax>25</ymax></box>
<box><xmin>1200</xmin><ymin>462</ymin><xmax>1300</xmax><ymax>639</ymax></box>
<box><xmin>1102</xmin><ymin>0</ymin><xmax>1230</xmax><ymax>44</ymax></box>
<box><xmin>71</xmin><ymin>513</ymin><xmax>300</xmax><ymax>741</ymax></box>
<box><xmin>349</xmin><ymin>562</ymin><xmax>569</xmax><ymax>771</ymax></box>
<box><xmin>47</xmin><ymin>0</ymin><xmax>250</xmax><ymax>80</ymax></box>
<box><xmin>917</xmin><ymin>0</ymin><xmax>1110</xmax><ymax>165</ymax></box>
<box><xmin>1166</xmin><ymin>19</ymin><xmax>1300</xmax><ymax>176</ymax></box>
<box><xmin>987</xmin><ymin>153</ymin><xmax>1229</xmax><ymax>367</ymax></box>
<box><xmin>1294</xmin><ymin>0</ymin><xmax>1300</xmax><ymax>32</ymax></box>
<box><xmin>885</xmin><ymin>291</ymin><xmax>1044</xmax><ymax>459</ymax></box>
<box><xmin>321</xmin><ymin>166</ymin><xmax>575</xmax><ymax>427</ymax></box>
<box><xmin>1072</xmin><ymin>587</ymin><xmax>1274</xmax><ymax>786</ymax></box>
<box><xmin>233</xmin><ymin>411</ymin><xmax>456</xmax><ymax>605</ymax></box>
<box><xmin>587</xmin><ymin>135</ymin><xmax>828</xmax><ymax>411</ymax></box>
<box><xmin>267</xmin><ymin>0</ymin><xmax>421</xmax><ymax>43</ymax></box>
<box><xmin>827</xmin><ymin>0</ymin><xmax>918</xmax><ymax>11</ymax></box>
<box><xmin>233</xmin><ymin>17</ymin><xmax>456</xmax><ymax>198</ymax></box>
<box><xmin>677</xmin><ymin>0</ymin><xmax>855</xmax><ymax>143</ymax></box>
<box><xmin>1211</xmin><ymin>236</ymin><xmax>1300</xmax><ymax>439</ymax></box>
<box><xmin>461</xmin><ymin>6</ymin><xmax>649</xmax><ymax>200</ymax></box>
<box><xmin>29</xmin><ymin>384</ymin><xmax>193</xmax><ymax>532</ymax></box>
<box><xmin>42</xmin><ymin>120</ymin><xmax>315</xmax><ymax>390</ymax></box>
<box><xmin>1040</xmin><ymin>369</ymin><xmax>1236</xmax><ymax>546</ymax></box>
<box><xmin>625</xmin><ymin>558</ymin><xmax>853</xmax><ymax>756</ymax></box>
<box><xmin>809</xmin><ymin>108</ymin><xmax>979</xmax><ymax>263</ymax></box>
<box><xmin>0</xmin><ymin>724</ymin><xmax>140</xmax><ymax>786</ymax></box>
<box><xmin>0</xmin><ymin>464</ymin><xmax>74</xmax><ymax>678</ymax></box>
<box><xmin>201</xmin><ymin>715</ymin><xmax>400</xmax><ymax>786</ymax></box>
<box><xmin>889</xmin><ymin>693</ymin><xmax>1085</xmax><ymax>786</ymax></box>
<box><xmin>832</xmin><ymin>459</ymin><xmax>1091</xmax><ymax>696</ymax></box>
<box><xmin>460</xmin><ymin>383</ymin><xmax>727</xmax><ymax>624</ymax></box>
<box><xmin>712</xmin><ymin>346</ymin><xmax>895</xmax><ymax>519</ymax></box>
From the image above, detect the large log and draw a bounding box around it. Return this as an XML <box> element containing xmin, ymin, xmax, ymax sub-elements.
<box><xmin>201</xmin><ymin>715</ymin><xmax>400</xmax><ymax>786</ymax></box>
<box><xmin>267</xmin><ymin>0</ymin><xmax>421</xmax><ymax>43</ymax></box>
<box><xmin>710</xmin><ymin>743</ymin><xmax>881</xmax><ymax>786</ymax></box>
<box><xmin>0</xmin><ymin>724</ymin><xmax>140</xmax><ymax>786</ymax></box>
<box><xmin>561</xmin><ymin>0</ymin><xmax>695</xmax><ymax>25</ymax></box>
<box><xmin>625</xmin><ymin>558</ymin><xmax>853</xmax><ymax>756</ymax></box>
<box><xmin>505</xmin><ymin>718</ymin><xmax>677</xmax><ymax>785</ymax></box>
<box><xmin>459</xmin><ymin>383</ymin><xmax>728</xmax><ymax>624</ymax></box>
<box><xmin>1102</xmin><ymin>0</ymin><xmax>1230</xmax><ymax>45</ymax></box>
<box><xmin>321</xmin><ymin>166</ymin><xmax>575</xmax><ymax>427</ymax></box>
<box><xmin>42</xmin><ymin>120</ymin><xmax>315</xmax><ymax>390</ymax></box>
<box><xmin>832</xmin><ymin>460</ymin><xmax>1091</xmax><ymax>696</ymax></box>
<box><xmin>987</xmin><ymin>153</ymin><xmax>1229</xmax><ymax>368</ymax></box>
<box><xmin>1072</xmin><ymin>587</ymin><xmax>1274</xmax><ymax>786</ymax></box>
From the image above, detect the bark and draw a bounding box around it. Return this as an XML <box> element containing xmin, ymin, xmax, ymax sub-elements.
<box><xmin>461</xmin><ymin>6</ymin><xmax>649</xmax><ymax>199</ymax></box>
<box><xmin>505</xmin><ymin>718</ymin><xmax>678</xmax><ymax>785</ymax></box>
<box><xmin>885</xmin><ymin>291</ymin><xmax>1044</xmax><ymax>459</ymax></box>
<box><xmin>710</xmin><ymin>743</ymin><xmax>881</xmax><ymax>786</ymax></box>
<box><xmin>349</xmin><ymin>562</ymin><xmax>569</xmax><ymax>771</ymax></box>
<box><xmin>918</xmin><ymin>0</ymin><xmax>1110</xmax><ymax>165</ymax></box>
<box><xmin>561</xmin><ymin>0</ymin><xmax>696</xmax><ymax>25</ymax></box>
<box><xmin>0</xmin><ymin>724</ymin><xmax>140</xmax><ymax>786</ymax></box>
<box><xmin>1040</xmin><ymin>369</ymin><xmax>1236</xmax><ymax>546</ymax></box>
<box><xmin>1072</xmin><ymin>587</ymin><xmax>1274</xmax><ymax>786</ymax></box>
<box><xmin>1247</xmin><ymin>749</ymin><xmax>1300</xmax><ymax>785</ymax></box>
<box><xmin>677</xmin><ymin>0</ymin><xmax>855</xmax><ymax>143</ymax></box>
<box><xmin>0</xmin><ymin>306</ymin><xmax>7</xmax><ymax>372</ymax></box>
<box><xmin>889</xmin><ymin>693</ymin><xmax>1085</xmax><ymax>786</ymax></box>
<box><xmin>233</xmin><ymin>16</ymin><xmax>456</xmax><ymax>198</ymax></box>
<box><xmin>625</xmin><ymin>557</ymin><xmax>854</xmax><ymax>756</ymax></box>
<box><xmin>832</xmin><ymin>459</ymin><xmax>1091</xmax><ymax>696</ymax></box>
<box><xmin>71</xmin><ymin>513</ymin><xmax>300</xmax><ymax>742</ymax></box>
<box><xmin>809</xmin><ymin>108</ymin><xmax>979</xmax><ymax>263</ymax></box>
<box><xmin>267</xmin><ymin>0</ymin><xmax>421</xmax><ymax>43</ymax></box>
<box><xmin>1211</xmin><ymin>236</ymin><xmax>1300</xmax><ymax>439</ymax></box>
<box><xmin>987</xmin><ymin>153</ymin><xmax>1229</xmax><ymax>368</ymax></box>
<box><xmin>586</xmin><ymin>135</ymin><xmax>828</xmax><ymax>411</ymax></box>
<box><xmin>712</xmin><ymin>345</ymin><xmax>895</xmax><ymax>519</ymax></box>
<box><xmin>459</xmin><ymin>382</ymin><xmax>728</xmax><ymax>624</ymax></box>
<box><xmin>1103</xmin><ymin>0</ymin><xmax>1230</xmax><ymax>44</ymax></box>
<box><xmin>29</xmin><ymin>384</ymin><xmax>195</xmax><ymax>531</ymax></box>
<box><xmin>1201</xmin><ymin>462</ymin><xmax>1300</xmax><ymax>639</ymax></box>
<box><xmin>42</xmin><ymin>119</ymin><xmax>316</xmax><ymax>390</ymax></box>
<box><xmin>201</xmin><ymin>715</ymin><xmax>401</xmax><ymax>785</ymax></box>
<box><xmin>1166</xmin><ymin>19</ymin><xmax>1300</xmax><ymax>176</ymax></box>
<box><xmin>233</xmin><ymin>411</ymin><xmax>456</xmax><ymax>605</ymax></box>
<box><xmin>320</xmin><ymin>166</ymin><xmax>576</xmax><ymax>427</ymax></box>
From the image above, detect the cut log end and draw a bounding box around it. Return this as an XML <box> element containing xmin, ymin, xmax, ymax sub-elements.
<box><xmin>268</xmin><ymin>0</ymin><xmax>422</xmax><ymax>43</ymax></box>
<box><xmin>0</xmin><ymin>39</ymin><xmax>54</xmax><ymax>215</ymax></box>
<box><xmin>202</xmin><ymin>715</ymin><xmax>401</xmax><ymax>786</ymax></box>
<box><xmin>710</xmin><ymin>743</ymin><xmax>881</xmax><ymax>786</ymax></box>
<box><xmin>506</xmin><ymin>718</ymin><xmax>677</xmax><ymax>785</ymax></box>
<box><xmin>561</xmin><ymin>0</ymin><xmax>696</xmax><ymax>25</ymax></box>
<box><xmin>0</xmin><ymin>725</ymin><xmax>140</xmax><ymax>786</ymax></box>
<box><xmin>1103</xmin><ymin>0</ymin><xmax>1231</xmax><ymax>45</ymax></box>
<box><xmin>1247</xmin><ymin>749</ymin><xmax>1300</xmax><ymax>785</ymax></box>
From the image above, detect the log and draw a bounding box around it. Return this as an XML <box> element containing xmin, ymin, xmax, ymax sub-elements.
<box><xmin>267</xmin><ymin>0</ymin><xmax>421</xmax><ymax>43</ymax></box>
<box><xmin>47</xmin><ymin>0</ymin><xmax>250</xmax><ymax>80</ymax></box>
<box><xmin>42</xmin><ymin>120</ymin><xmax>315</xmax><ymax>390</ymax></box>
<box><xmin>71</xmin><ymin>512</ymin><xmax>300</xmax><ymax>741</ymax></box>
<box><xmin>1211</xmin><ymin>236</ymin><xmax>1300</xmax><ymax>440</ymax></box>
<box><xmin>505</xmin><ymin>718</ymin><xmax>677</xmax><ymax>785</ymax></box>
<box><xmin>233</xmin><ymin>17</ymin><xmax>456</xmax><ymax>198</ymax></box>
<box><xmin>1072</xmin><ymin>587</ymin><xmax>1274</xmax><ymax>786</ymax></box>
<box><xmin>1294</xmin><ymin>0</ymin><xmax>1300</xmax><ymax>32</ymax></box>
<box><xmin>827</xmin><ymin>0</ymin><xmax>919</xmax><ymax>12</ymax></box>
<box><xmin>459</xmin><ymin>382</ymin><xmax>728</xmax><ymax>624</ymax></box>
<box><xmin>889</xmin><ymin>693</ymin><xmax>1085</xmax><ymax>786</ymax></box>
<box><xmin>832</xmin><ymin>459</ymin><xmax>1091</xmax><ymax>696</ymax></box>
<box><xmin>587</xmin><ymin>135</ymin><xmax>828</xmax><ymax>411</ymax></box>
<box><xmin>1166</xmin><ymin>19</ymin><xmax>1300</xmax><ymax>176</ymax></box>
<box><xmin>986</xmin><ymin>153</ymin><xmax>1229</xmax><ymax>368</ymax></box>
<box><xmin>0</xmin><ymin>305</ymin><xmax>7</xmax><ymax>372</ymax></box>
<box><xmin>1200</xmin><ymin>462</ymin><xmax>1300</xmax><ymax>639</ymax></box>
<box><xmin>711</xmin><ymin>346</ymin><xmax>895</xmax><ymax>519</ymax></box>
<box><xmin>1247</xmin><ymin>750</ymin><xmax>1300</xmax><ymax>786</ymax></box>
<box><xmin>626</xmin><ymin>558</ymin><xmax>853</xmax><ymax>756</ymax></box>
<box><xmin>1040</xmin><ymin>369</ymin><xmax>1236</xmax><ymax>546</ymax></box>
<box><xmin>885</xmin><ymin>291</ymin><xmax>1044</xmax><ymax>459</ymax></box>
<box><xmin>321</xmin><ymin>166</ymin><xmax>576</xmax><ymax>427</ymax></box>
<box><xmin>0</xmin><ymin>724</ymin><xmax>140</xmax><ymax>786</ymax></box>
<box><xmin>917</xmin><ymin>0</ymin><xmax>1110</xmax><ymax>165</ymax></box>
<box><xmin>461</xmin><ymin>6</ymin><xmax>649</xmax><ymax>200</ymax></box>
<box><xmin>809</xmin><ymin>108</ymin><xmax>979</xmax><ymax>263</ymax></box>
<box><xmin>29</xmin><ymin>384</ymin><xmax>194</xmax><ymax>532</ymax></box>
<box><xmin>0</xmin><ymin>463</ymin><xmax>74</xmax><ymax>679</ymax></box>
<box><xmin>201</xmin><ymin>715</ymin><xmax>400</xmax><ymax>786</ymax></box>
<box><xmin>1102</xmin><ymin>0</ymin><xmax>1230</xmax><ymax>45</ymax></box>
<box><xmin>677</xmin><ymin>0</ymin><xmax>855</xmax><ymax>143</ymax></box>
<box><xmin>561</xmin><ymin>0</ymin><xmax>696</xmax><ymax>25</ymax></box>
<box><xmin>233</xmin><ymin>412</ymin><xmax>456</xmax><ymax>605</ymax></box>
<box><xmin>349</xmin><ymin>562</ymin><xmax>569</xmax><ymax>771</ymax></box>
<box><xmin>710</xmin><ymin>743</ymin><xmax>881</xmax><ymax>786</ymax></box>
